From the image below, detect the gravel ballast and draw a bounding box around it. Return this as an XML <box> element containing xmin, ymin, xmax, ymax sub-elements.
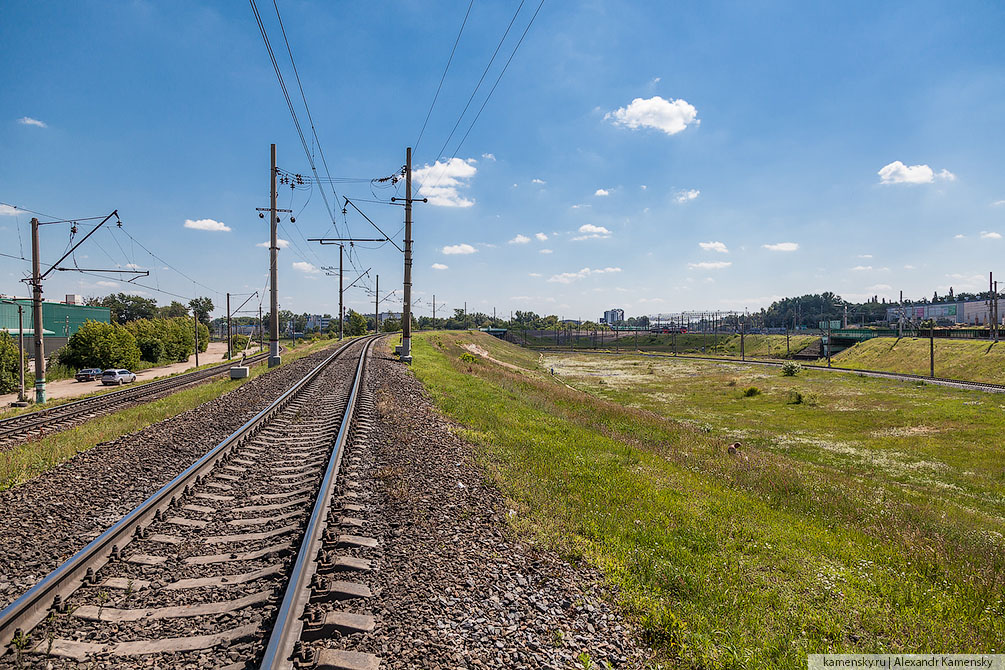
<box><xmin>332</xmin><ymin>343</ymin><xmax>647</xmax><ymax>669</ymax></box>
<box><xmin>0</xmin><ymin>344</ymin><xmax>343</xmax><ymax>612</ymax></box>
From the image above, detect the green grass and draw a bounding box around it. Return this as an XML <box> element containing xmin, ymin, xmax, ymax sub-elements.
<box><xmin>0</xmin><ymin>338</ymin><xmax>339</xmax><ymax>491</ymax></box>
<box><xmin>411</xmin><ymin>331</ymin><xmax>1005</xmax><ymax>668</ymax></box>
<box><xmin>519</xmin><ymin>332</ymin><xmax>817</xmax><ymax>359</ymax></box>
<box><xmin>827</xmin><ymin>336</ymin><xmax>1005</xmax><ymax>383</ymax></box>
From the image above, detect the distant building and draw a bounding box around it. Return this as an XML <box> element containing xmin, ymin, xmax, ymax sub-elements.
<box><xmin>0</xmin><ymin>299</ymin><xmax>110</xmax><ymax>357</ymax></box>
<box><xmin>602</xmin><ymin>308</ymin><xmax>624</xmax><ymax>325</ymax></box>
<box><xmin>305</xmin><ymin>314</ymin><xmax>330</xmax><ymax>331</ymax></box>
<box><xmin>885</xmin><ymin>298</ymin><xmax>1005</xmax><ymax>325</ymax></box>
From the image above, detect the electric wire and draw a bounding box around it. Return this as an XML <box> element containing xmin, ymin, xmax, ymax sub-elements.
<box><xmin>414</xmin><ymin>0</ymin><xmax>476</xmax><ymax>156</ymax></box>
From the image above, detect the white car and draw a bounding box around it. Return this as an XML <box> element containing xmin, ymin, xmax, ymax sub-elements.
<box><xmin>101</xmin><ymin>369</ymin><xmax>137</xmax><ymax>385</ymax></box>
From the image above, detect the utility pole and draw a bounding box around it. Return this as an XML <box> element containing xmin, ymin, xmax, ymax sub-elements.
<box><xmin>401</xmin><ymin>146</ymin><xmax>414</xmax><ymax>363</ymax></box>
<box><xmin>930</xmin><ymin>326</ymin><xmax>935</xmax><ymax>378</ymax></box>
<box><xmin>432</xmin><ymin>294</ymin><xmax>436</xmax><ymax>321</ymax></box>
<box><xmin>194</xmin><ymin>313</ymin><xmax>200</xmax><ymax>367</ymax></box>
<box><xmin>375</xmin><ymin>275</ymin><xmax>379</xmax><ymax>334</ymax></box>
<box><xmin>30</xmin><ymin>217</ymin><xmax>45</xmax><ymax>404</ymax></box>
<box><xmin>268</xmin><ymin>143</ymin><xmax>281</xmax><ymax>367</ymax></box>
<box><xmin>226</xmin><ymin>292</ymin><xmax>232</xmax><ymax>359</ymax></box>
<box><xmin>740</xmin><ymin>317</ymin><xmax>745</xmax><ymax>362</ymax></box>
<box><xmin>259</xmin><ymin>304</ymin><xmax>263</xmax><ymax>352</ymax></box>
<box><xmin>898</xmin><ymin>290</ymin><xmax>904</xmax><ymax>338</ymax></box>
<box><xmin>339</xmin><ymin>245</ymin><xmax>344</xmax><ymax>340</ymax></box>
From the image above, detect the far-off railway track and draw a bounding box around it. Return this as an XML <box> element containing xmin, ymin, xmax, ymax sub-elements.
<box><xmin>0</xmin><ymin>335</ymin><xmax>383</xmax><ymax>669</ymax></box>
<box><xmin>0</xmin><ymin>349</ymin><xmax>277</xmax><ymax>448</ymax></box>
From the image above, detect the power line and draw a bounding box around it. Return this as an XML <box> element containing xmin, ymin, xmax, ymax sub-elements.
<box><xmin>414</xmin><ymin>0</ymin><xmax>476</xmax><ymax>156</ymax></box>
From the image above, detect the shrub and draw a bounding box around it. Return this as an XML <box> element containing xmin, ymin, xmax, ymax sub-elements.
<box><xmin>742</xmin><ymin>386</ymin><xmax>760</xmax><ymax>397</ymax></box>
<box><xmin>786</xmin><ymin>390</ymin><xmax>803</xmax><ymax>404</ymax></box>
<box><xmin>231</xmin><ymin>334</ymin><xmax>250</xmax><ymax>352</ymax></box>
<box><xmin>0</xmin><ymin>332</ymin><xmax>27</xmax><ymax>394</ymax></box>
<box><xmin>60</xmin><ymin>320</ymin><xmax>141</xmax><ymax>370</ymax></box>
<box><xmin>459</xmin><ymin>352</ymin><xmax>478</xmax><ymax>364</ymax></box>
<box><xmin>137</xmin><ymin>337</ymin><xmax>164</xmax><ymax>363</ymax></box>
<box><xmin>781</xmin><ymin>361</ymin><xmax>801</xmax><ymax>376</ymax></box>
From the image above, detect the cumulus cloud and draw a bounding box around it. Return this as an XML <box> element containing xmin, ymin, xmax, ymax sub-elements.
<box><xmin>605</xmin><ymin>96</ymin><xmax>699</xmax><ymax>135</ymax></box>
<box><xmin>762</xmin><ymin>242</ymin><xmax>799</xmax><ymax>252</ymax></box>
<box><xmin>431</xmin><ymin>263</ymin><xmax>448</xmax><ymax>270</ymax></box>
<box><xmin>594</xmin><ymin>188</ymin><xmax>610</xmax><ymax>197</ymax></box>
<box><xmin>528</xmin><ymin>272</ymin><xmax>542</xmax><ymax>277</ymax></box>
<box><xmin>547</xmin><ymin>267</ymin><xmax>622</xmax><ymax>284</ymax></box>
<box><xmin>572</xmin><ymin>223</ymin><xmax>612</xmax><ymax>241</ymax></box>
<box><xmin>481</xmin><ymin>153</ymin><xmax>496</xmax><ymax>161</ymax></box>
<box><xmin>699</xmin><ymin>241</ymin><xmax>728</xmax><ymax>253</ymax></box>
<box><xmin>868</xmin><ymin>284</ymin><xmax>893</xmax><ymax>291</ymax></box>
<box><xmin>954</xmin><ymin>234</ymin><xmax>966</xmax><ymax>239</ymax></box>
<box><xmin>688</xmin><ymin>261</ymin><xmax>731</xmax><ymax>270</ymax></box>
<box><xmin>640</xmin><ymin>185</ymin><xmax>647</xmax><ymax>190</ymax></box>
<box><xmin>851</xmin><ymin>265</ymin><xmax>872</xmax><ymax>271</ymax></box>
<box><xmin>857</xmin><ymin>253</ymin><xmax>873</xmax><ymax>259</ymax></box>
<box><xmin>981</xmin><ymin>231</ymin><xmax>1002</xmax><ymax>239</ymax></box>
<box><xmin>535</xmin><ymin>232</ymin><xmax>548</xmax><ymax>241</ymax></box>
<box><xmin>18</xmin><ymin>116</ymin><xmax>47</xmax><ymax>128</ymax></box>
<box><xmin>256</xmin><ymin>238</ymin><xmax>290</xmax><ymax>248</ymax></box>
<box><xmin>993</xmin><ymin>200</ymin><xmax>1005</xmax><ymax>207</ymax></box>
<box><xmin>442</xmin><ymin>243</ymin><xmax>477</xmax><ymax>255</ymax></box>
<box><xmin>509</xmin><ymin>234</ymin><xmax>531</xmax><ymax>244</ymax></box>
<box><xmin>184</xmin><ymin>218</ymin><xmax>231</xmax><ymax>232</ymax></box>
<box><xmin>675</xmin><ymin>189</ymin><xmax>700</xmax><ymax>203</ymax></box>
<box><xmin>532</xmin><ymin>178</ymin><xmax>546</xmax><ymax>185</ymax></box>
<box><xmin>413</xmin><ymin>157</ymin><xmax>477</xmax><ymax>207</ymax></box>
<box><xmin>539</xmin><ymin>248</ymin><xmax>553</xmax><ymax>254</ymax></box>
<box><xmin>0</xmin><ymin>204</ymin><xmax>21</xmax><ymax>216</ymax></box>
<box><xmin>878</xmin><ymin>161</ymin><xmax>955</xmax><ymax>184</ymax></box>
<box><xmin>292</xmin><ymin>261</ymin><xmax>320</xmax><ymax>274</ymax></box>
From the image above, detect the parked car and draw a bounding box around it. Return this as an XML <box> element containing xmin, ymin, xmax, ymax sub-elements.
<box><xmin>101</xmin><ymin>369</ymin><xmax>137</xmax><ymax>385</ymax></box>
<box><xmin>75</xmin><ymin>368</ymin><xmax>103</xmax><ymax>382</ymax></box>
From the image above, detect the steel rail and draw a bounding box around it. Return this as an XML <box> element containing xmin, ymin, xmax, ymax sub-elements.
<box><xmin>531</xmin><ymin>348</ymin><xmax>1005</xmax><ymax>393</ymax></box>
<box><xmin>0</xmin><ymin>338</ymin><xmax>359</xmax><ymax>651</ymax></box>
<box><xmin>259</xmin><ymin>335</ymin><xmax>378</xmax><ymax>669</ymax></box>
<box><xmin>0</xmin><ymin>349</ymin><xmax>276</xmax><ymax>441</ymax></box>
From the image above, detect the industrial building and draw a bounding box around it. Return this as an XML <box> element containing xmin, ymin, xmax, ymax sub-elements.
<box><xmin>885</xmin><ymin>299</ymin><xmax>1005</xmax><ymax>326</ymax></box>
<box><xmin>601</xmin><ymin>308</ymin><xmax>624</xmax><ymax>324</ymax></box>
<box><xmin>0</xmin><ymin>295</ymin><xmax>111</xmax><ymax>357</ymax></box>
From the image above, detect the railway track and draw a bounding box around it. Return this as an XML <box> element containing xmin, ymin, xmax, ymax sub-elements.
<box><xmin>0</xmin><ymin>334</ymin><xmax>382</xmax><ymax>669</ymax></box>
<box><xmin>0</xmin><ymin>349</ymin><xmax>277</xmax><ymax>448</ymax></box>
<box><xmin>534</xmin><ymin>348</ymin><xmax>1005</xmax><ymax>393</ymax></box>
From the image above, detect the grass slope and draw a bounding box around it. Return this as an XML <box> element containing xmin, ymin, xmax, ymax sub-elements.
<box><xmin>829</xmin><ymin>336</ymin><xmax>1005</xmax><ymax>383</ymax></box>
<box><xmin>411</xmin><ymin>331</ymin><xmax>1004</xmax><ymax>669</ymax></box>
<box><xmin>521</xmin><ymin>332</ymin><xmax>817</xmax><ymax>359</ymax></box>
<box><xmin>0</xmin><ymin>338</ymin><xmax>338</xmax><ymax>491</ymax></box>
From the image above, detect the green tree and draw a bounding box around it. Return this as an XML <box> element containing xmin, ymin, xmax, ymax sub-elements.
<box><xmin>345</xmin><ymin>310</ymin><xmax>368</xmax><ymax>336</ymax></box>
<box><xmin>158</xmin><ymin>301</ymin><xmax>189</xmax><ymax>318</ymax></box>
<box><xmin>60</xmin><ymin>320</ymin><xmax>141</xmax><ymax>370</ymax></box>
<box><xmin>100</xmin><ymin>293</ymin><xmax>158</xmax><ymax>324</ymax></box>
<box><xmin>188</xmin><ymin>297</ymin><xmax>214</xmax><ymax>327</ymax></box>
<box><xmin>0</xmin><ymin>332</ymin><xmax>27</xmax><ymax>395</ymax></box>
<box><xmin>382</xmin><ymin>318</ymin><xmax>402</xmax><ymax>333</ymax></box>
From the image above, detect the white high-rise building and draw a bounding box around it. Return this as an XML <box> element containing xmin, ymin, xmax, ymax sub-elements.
<box><xmin>602</xmin><ymin>308</ymin><xmax>625</xmax><ymax>324</ymax></box>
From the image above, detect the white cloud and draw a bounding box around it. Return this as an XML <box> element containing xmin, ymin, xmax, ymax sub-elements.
<box><xmin>992</xmin><ymin>200</ymin><xmax>1005</xmax><ymax>207</ymax></box>
<box><xmin>184</xmin><ymin>218</ymin><xmax>231</xmax><ymax>232</ymax></box>
<box><xmin>18</xmin><ymin>116</ymin><xmax>47</xmax><ymax>128</ymax></box>
<box><xmin>124</xmin><ymin>263</ymin><xmax>142</xmax><ymax>270</ymax></box>
<box><xmin>539</xmin><ymin>248</ymin><xmax>553</xmax><ymax>254</ymax></box>
<box><xmin>675</xmin><ymin>189</ymin><xmax>700</xmax><ymax>203</ymax></box>
<box><xmin>412</xmin><ymin>157</ymin><xmax>477</xmax><ymax>207</ymax></box>
<box><xmin>0</xmin><ymin>204</ymin><xmax>22</xmax><ymax>216</ymax></box>
<box><xmin>637</xmin><ymin>297</ymin><xmax>665</xmax><ymax>304</ymax></box>
<box><xmin>981</xmin><ymin>231</ymin><xmax>1002</xmax><ymax>239</ymax></box>
<box><xmin>851</xmin><ymin>265</ymin><xmax>872</xmax><ymax>271</ymax></box>
<box><xmin>570</xmin><ymin>203</ymin><xmax>591</xmax><ymax>210</ymax></box>
<box><xmin>762</xmin><ymin>242</ymin><xmax>799</xmax><ymax>252</ymax></box>
<box><xmin>547</xmin><ymin>267</ymin><xmax>622</xmax><ymax>284</ymax></box>
<box><xmin>857</xmin><ymin>253</ymin><xmax>873</xmax><ymax>259</ymax></box>
<box><xmin>528</xmin><ymin>272</ymin><xmax>542</xmax><ymax>277</ymax></box>
<box><xmin>954</xmin><ymin>234</ymin><xmax>965</xmax><ymax>239</ymax></box>
<box><xmin>431</xmin><ymin>263</ymin><xmax>448</xmax><ymax>270</ymax></box>
<box><xmin>532</xmin><ymin>178</ymin><xmax>546</xmax><ymax>185</ymax></box>
<box><xmin>904</xmin><ymin>265</ymin><xmax>916</xmax><ymax>270</ymax></box>
<box><xmin>256</xmin><ymin>238</ymin><xmax>290</xmax><ymax>248</ymax></box>
<box><xmin>442</xmin><ymin>243</ymin><xmax>477</xmax><ymax>255</ymax></box>
<box><xmin>640</xmin><ymin>185</ymin><xmax>647</xmax><ymax>190</ymax></box>
<box><xmin>699</xmin><ymin>241</ymin><xmax>728</xmax><ymax>253</ymax></box>
<box><xmin>535</xmin><ymin>232</ymin><xmax>548</xmax><ymax>241</ymax></box>
<box><xmin>572</xmin><ymin>223</ymin><xmax>612</xmax><ymax>241</ymax></box>
<box><xmin>877</xmin><ymin>161</ymin><xmax>955</xmax><ymax>184</ymax></box>
<box><xmin>594</xmin><ymin>188</ymin><xmax>610</xmax><ymax>197</ymax></box>
<box><xmin>868</xmin><ymin>284</ymin><xmax>892</xmax><ymax>291</ymax></box>
<box><xmin>605</xmin><ymin>96</ymin><xmax>699</xmax><ymax>135</ymax></box>
<box><xmin>688</xmin><ymin>261</ymin><xmax>731</xmax><ymax>270</ymax></box>
<box><xmin>292</xmin><ymin>261</ymin><xmax>320</xmax><ymax>274</ymax></box>
<box><xmin>509</xmin><ymin>234</ymin><xmax>531</xmax><ymax>244</ymax></box>
<box><xmin>481</xmin><ymin>153</ymin><xmax>496</xmax><ymax>161</ymax></box>
<box><xmin>96</xmin><ymin>280</ymin><xmax>117</xmax><ymax>288</ymax></box>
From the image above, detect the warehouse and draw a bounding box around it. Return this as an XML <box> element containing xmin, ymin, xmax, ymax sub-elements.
<box><xmin>884</xmin><ymin>298</ymin><xmax>1005</xmax><ymax>326</ymax></box>
<box><xmin>0</xmin><ymin>295</ymin><xmax>111</xmax><ymax>357</ymax></box>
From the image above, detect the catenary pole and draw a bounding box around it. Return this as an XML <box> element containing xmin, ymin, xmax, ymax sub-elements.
<box><xmin>226</xmin><ymin>292</ymin><xmax>232</xmax><ymax>359</ymax></box>
<box><xmin>401</xmin><ymin>147</ymin><xmax>414</xmax><ymax>362</ymax></box>
<box><xmin>194</xmin><ymin>313</ymin><xmax>200</xmax><ymax>367</ymax></box>
<box><xmin>268</xmin><ymin>143</ymin><xmax>281</xmax><ymax>367</ymax></box>
<box><xmin>339</xmin><ymin>244</ymin><xmax>344</xmax><ymax>340</ymax></box>
<box><xmin>374</xmin><ymin>275</ymin><xmax>379</xmax><ymax>334</ymax></box>
<box><xmin>30</xmin><ymin>217</ymin><xmax>45</xmax><ymax>403</ymax></box>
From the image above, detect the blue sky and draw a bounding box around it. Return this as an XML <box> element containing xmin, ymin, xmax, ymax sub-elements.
<box><xmin>2</xmin><ymin>1</ymin><xmax>1005</xmax><ymax>320</ymax></box>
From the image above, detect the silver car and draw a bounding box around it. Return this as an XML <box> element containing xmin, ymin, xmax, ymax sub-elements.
<box><xmin>101</xmin><ymin>369</ymin><xmax>137</xmax><ymax>385</ymax></box>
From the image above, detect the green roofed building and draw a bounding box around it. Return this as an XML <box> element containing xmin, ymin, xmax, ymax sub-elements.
<box><xmin>0</xmin><ymin>295</ymin><xmax>111</xmax><ymax>358</ymax></box>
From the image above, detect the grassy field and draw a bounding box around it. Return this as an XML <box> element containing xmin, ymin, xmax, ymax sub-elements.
<box><xmin>0</xmin><ymin>338</ymin><xmax>340</xmax><ymax>491</ymax></box>
<box><xmin>826</xmin><ymin>336</ymin><xmax>1005</xmax><ymax>383</ymax></box>
<box><xmin>411</xmin><ymin>331</ymin><xmax>1004</xmax><ymax>669</ymax></box>
<box><xmin>518</xmin><ymin>332</ymin><xmax>818</xmax><ymax>359</ymax></box>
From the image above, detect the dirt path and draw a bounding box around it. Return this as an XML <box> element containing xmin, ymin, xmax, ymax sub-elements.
<box><xmin>462</xmin><ymin>343</ymin><xmax>526</xmax><ymax>372</ymax></box>
<box><xmin>0</xmin><ymin>342</ymin><xmax>234</xmax><ymax>406</ymax></box>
